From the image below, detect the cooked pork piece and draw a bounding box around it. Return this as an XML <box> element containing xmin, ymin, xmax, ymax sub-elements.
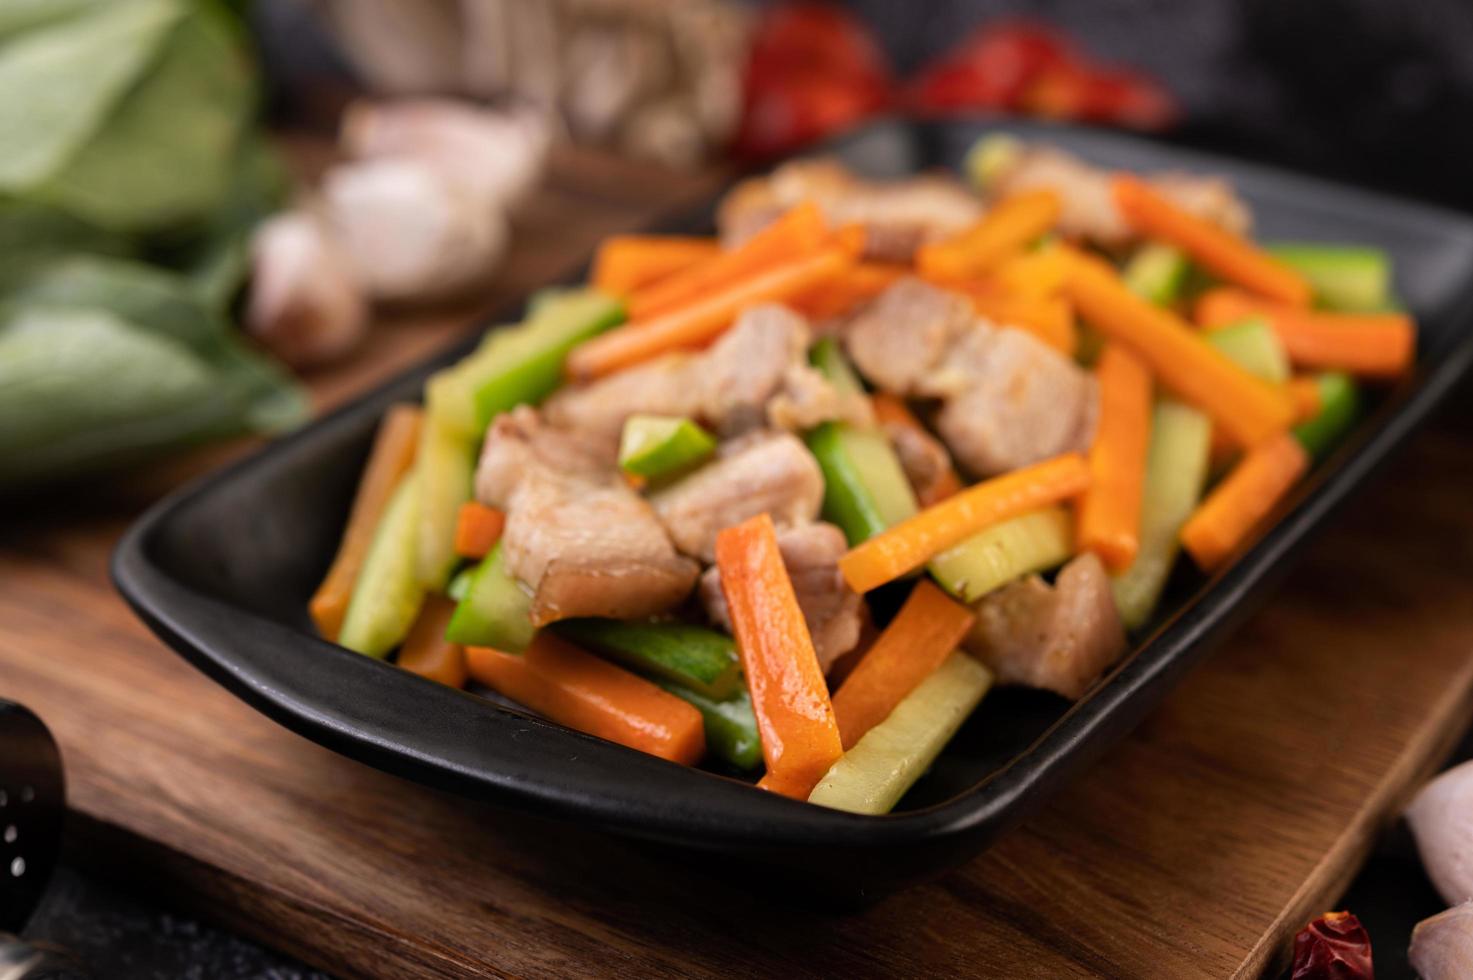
<box><xmin>543</xmin><ymin>304</ymin><xmax>862</xmax><ymax>447</ymax></box>
<box><xmin>844</xmin><ymin>278</ymin><xmax>1097</xmax><ymax>477</ymax></box>
<box><xmin>718</xmin><ymin>158</ymin><xmax>984</xmax><ymax>263</ymax></box>
<box><xmin>649</xmin><ymin>430</ymin><xmax>824</xmax><ymax>562</ymax></box>
<box><xmin>475</xmin><ymin>406</ymin><xmax>699</xmax><ymax>624</ymax></box>
<box><xmin>882</xmin><ymin>414</ymin><xmax>955</xmax><ymax>506</ymax></box>
<box><xmin>990</xmin><ymin>142</ymin><xmax>1251</xmax><ymax>246</ymax></box>
<box><xmin>842</xmin><ymin>277</ymin><xmax>976</xmax><ymax>397</ymax></box>
<box><xmin>699</xmin><ymin>522</ymin><xmax>865</xmax><ymax>673</ymax></box>
<box><xmin>933</xmin><ymin>328</ymin><xmax>1098</xmax><ymax>477</ymax></box>
<box><xmin>963</xmin><ymin>553</ymin><xmax>1126</xmax><ymax>699</ymax></box>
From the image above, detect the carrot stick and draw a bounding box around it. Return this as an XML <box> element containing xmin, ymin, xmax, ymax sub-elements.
<box><xmin>990</xmin><ymin>245</ymin><xmax>1068</xmax><ymax>299</ymax></box>
<box><xmin>1288</xmin><ymin>375</ymin><xmax>1322</xmax><ymax>423</ymax></box>
<box><xmin>1060</xmin><ymin>249</ymin><xmax>1296</xmax><ymax>448</ymax></box>
<box><xmin>311</xmin><ymin>404</ymin><xmax>424</xmax><ymax>640</ymax></box>
<box><xmin>839</xmin><ymin>453</ymin><xmax>1091</xmax><ymax>594</ymax></box>
<box><xmin>566</xmin><ymin>241</ymin><xmax>856</xmax><ymax>381</ymax></box>
<box><xmin>397</xmin><ymin>595</ymin><xmax>468</xmax><ymax>689</ymax></box>
<box><xmin>1179</xmin><ymin>431</ymin><xmax>1308</xmax><ymax>571</ymax></box>
<box><xmin>789</xmin><ymin>262</ymin><xmax>907</xmax><ymax>322</ymax></box>
<box><xmin>628</xmin><ymin>202</ymin><xmax>827</xmax><ymax>320</ymax></box>
<box><xmin>1113</xmin><ymin>175</ymin><xmax>1312</xmax><ymax>306</ymax></box>
<box><xmin>715</xmin><ymin>513</ymin><xmax>843</xmax><ymax>799</ymax></box>
<box><xmin>1196</xmin><ymin>287</ymin><xmax>1415</xmax><ymax>379</ymax></box>
<box><xmin>453</xmin><ymin>501</ymin><xmax>505</xmax><ymax>560</ymax></box>
<box><xmin>916</xmin><ymin>189</ymin><xmax>1061</xmax><ymax>281</ymax></box>
<box><xmin>965</xmin><ymin>291</ymin><xmax>1077</xmax><ymax>355</ymax></box>
<box><xmin>590</xmin><ymin>236</ymin><xmax>720</xmax><ymax>296</ymax></box>
<box><xmin>831</xmin><ymin>579</ymin><xmax>975</xmax><ymax>749</ymax></box>
<box><xmin>871</xmin><ymin>392</ymin><xmax>963</xmax><ymax>506</ymax></box>
<box><xmin>1078</xmin><ymin>345</ymin><xmax>1153</xmax><ymax>572</ymax></box>
<box><xmin>465</xmin><ymin>636</ymin><xmax>706</xmax><ymax>765</ymax></box>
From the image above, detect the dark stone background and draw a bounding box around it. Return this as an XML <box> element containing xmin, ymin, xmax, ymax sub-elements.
<box><xmin>18</xmin><ymin>1</ymin><xmax>1473</xmax><ymax>976</ymax></box>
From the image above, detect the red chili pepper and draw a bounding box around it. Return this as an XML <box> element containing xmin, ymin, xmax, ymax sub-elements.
<box><xmin>1291</xmin><ymin>911</ymin><xmax>1374</xmax><ymax>980</ymax></box>
<box><xmin>907</xmin><ymin>20</ymin><xmax>1074</xmax><ymax>113</ymax></box>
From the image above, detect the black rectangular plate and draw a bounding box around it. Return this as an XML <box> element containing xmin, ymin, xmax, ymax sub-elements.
<box><xmin>113</xmin><ymin>119</ymin><xmax>1473</xmax><ymax>903</ymax></box>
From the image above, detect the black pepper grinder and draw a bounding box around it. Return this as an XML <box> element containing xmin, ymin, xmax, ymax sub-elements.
<box><xmin>0</xmin><ymin>700</ymin><xmax>82</xmax><ymax>980</ymax></box>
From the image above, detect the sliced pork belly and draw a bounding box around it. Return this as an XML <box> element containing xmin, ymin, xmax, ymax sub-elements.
<box><xmin>718</xmin><ymin>158</ymin><xmax>984</xmax><ymax>263</ymax></box>
<box><xmin>699</xmin><ymin>522</ymin><xmax>865</xmax><ymax>673</ymax></box>
<box><xmin>649</xmin><ymin>430</ymin><xmax>824</xmax><ymax>562</ymax></box>
<box><xmin>475</xmin><ymin>407</ymin><xmax>699</xmax><ymax>624</ymax></box>
<box><xmin>963</xmin><ymin>553</ymin><xmax>1126</xmax><ymax>700</ymax></box>
<box><xmin>882</xmin><ymin>414</ymin><xmax>955</xmax><ymax>506</ymax></box>
<box><xmin>543</xmin><ymin>304</ymin><xmax>859</xmax><ymax>447</ymax></box>
<box><xmin>844</xmin><ymin>278</ymin><xmax>1096</xmax><ymax>477</ymax></box>
<box><xmin>990</xmin><ymin>142</ymin><xmax>1251</xmax><ymax>246</ymax></box>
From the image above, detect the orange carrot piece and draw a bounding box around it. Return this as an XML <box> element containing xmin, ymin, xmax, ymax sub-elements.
<box><xmin>566</xmin><ymin>241</ymin><xmax>856</xmax><ymax>381</ymax></box>
<box><xmin>453</xmin><ymin>502</ymin><xmax>505</xmax><ymax>560</ymax></box>
<box><xmin>1287</xmin><ymin>375</ymin><xmax>1322</xmax><ymax>423</ymax></box>
<box><xmin>1078</xmin><ymin>345</ymin><xmax>1153</xmax><ymax>572</ymax></box>
<box><xmin>628</xmin><ymin>202</ymin><xmax>827</xmax><ymax>320</ymax></box>
<box><xmin>590</xmin><ymin>236</ymin><xmax>720</xmax><ymax>296</ymax></box>
<box><xmin>397</xmin><ymin>595</ymin><xmax>468</xmax><ymax>689</ymax></box>
<box><xmin>1196</xmin><ymin>288</ymin><xmax>1415</xmax><ymax>379</ymax></box>
<box><xmin>715</xmin><ymin>513</ymin><xmax>843</xmax><ymax>799</ymax></box>
<box><xmin>839</xmin><ymin>453</ymin><xmax>1092</xmax><ymax>594</ymax></box>
<box><xmin>789</xmin><ymin>262</ymin><xmax>907</xmax><ymax>321</ymax></box>
<box><xmin>871</xmin><ymin>392</ymin><xmax>963</xmax><ymax>506</ymax></box>
<box><xmin>310</xmin><ymin>404</ymin><xmax>424</xmax><ymax>640</ymax></box>
<box><xmin>990</xmin><ymin>245</ymin><xmax>1069</xmax><ymax>299</ymax></box>
<box><xmin>916</xmin><ymin>189</ymin><xmax>1061</xmax><ymax>281</ymax></box>
<box><xmin>1112</xmin><ymin>175</ymin><xmax>1312</xmax><ymax>306</ymax></box>
<box><xmin>1179</xmin><ymin>431</ymin><xmax>1309</xmax><ymax>571</ymax></box>
<box><xmin>465</xmin><ymin>636</ymin><xmax>706</xmax><ymax>765</ymax></box>
<box><xmin>831</xmin><ymin>580</ymin><xmax>975</xmax><ymax>750</ymax></box>
<box><xmin>966</xmin><ymin>291</ymin><xmax>1077</xmax><ymax>355</ymax></box>
<box><xmin>1060</xmin><ymin>249</ymin><xmax>1296</xmax><ymax>448</ymax></box>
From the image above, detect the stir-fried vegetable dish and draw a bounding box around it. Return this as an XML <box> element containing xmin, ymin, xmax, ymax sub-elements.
<box><xmin>310</xmin><ymin>135</ymin><xmax>1416</xmax><ymax>813</ymax></box>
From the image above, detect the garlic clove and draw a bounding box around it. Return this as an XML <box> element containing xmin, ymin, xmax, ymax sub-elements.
<box><xmin>1410</xmin><ymin>901</ymin><xmax>1473</xmax><ymax>980</ymax></box>
<box><xmin>322</xmin><ymin>158</ymin><xmax>509</xmax><ymax>304</ymax></box>
<box><xmin>339</xmin><ymin>98</ymin><xmax>550</xmax><ymax>211</ymax></box>
<box><xmin>246</xmin><ymin>211</ymin><xmax>368</xmax><ymax>370</ymax></box>
<box><xmin>1407</xmin><ymin>760</ymin><xmax>1473</xmax><ymax>906</ymax></box>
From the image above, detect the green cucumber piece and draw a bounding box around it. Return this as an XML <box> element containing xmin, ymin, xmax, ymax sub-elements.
<box><xmin>444</xmin><ymin>541</ymin><xmax>535</xmax><ymax>652</ymax></box>
<box><xmin>473</xmin><ymin>289</ymin><xmax>625</xmax><ymax>429</ymax></box>
<box><xmin>413</xmin><ymin>406</ymin><xmax>474</xmax><ymax>590</ymax></box>
<box><xmin>810</xmin><ymin>336</ymin><xmax>867</xmax><ymax>399</ymax></box>
<box><xmin>554</xmin><ymin>619</ymin><xmax>741</xmax><ymax>700</ymax></box>
<box><xmin>928</xmin><ymin>507</ymin><xmax>1073</xmax><ymax>603</ymax></box>
<box><xmin>964</xmin><ymin>134</ymin><xmax>1024</xmax><ymax>194</ymax></box>
<box><xmin>338</xmin><ymin>474</ymin><xmax>426</xmax><ymax>657</ymax></box>
<box><xmin>447</xmin><ymin>566</ymin><xmax>474</xmax><ymax>602</ymax></box>
<box><xmin>808</xmin><ymin>652</ymin><xmax>992</xmax><ymax>814</ymax></box>
<box><xmin>1123</xmin><ymin>243</ymin><xmax>1189</xmax><ymax>307</ymax></box>
<box><xmin>1267</xmin><ymin>244</ymin><xmax>1389</xmax><ymax>312</ymax></box>
<box><xmin>1111</xmin><ymin>398</ymin><xmax>1213</xmax><ymax>630</ymax></box>
<box><xmin>1292</xmin><ymin>372</ymin><xmax>1360</xmax><ymax>459</ymax></box>
<box><xmin>655</xmin><ymin>682</ymin><xmax>761</xmax><ymax>770</ymax></box>
<box><xmin>1207</xmin><ymin>316</ymin><xmax>1290</xmax><ymax>383</ymax></box>
<box><xmin>618</xmin><ymin>414</ymin><xmax>716</xmax><ymax>480</ymax></box>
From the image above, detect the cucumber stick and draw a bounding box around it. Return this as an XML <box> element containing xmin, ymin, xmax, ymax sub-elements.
<box><xmin>445</xmin><ymin>541</ymin><xmax>536</xmax><ymax>652</ymax></box>
<box><xmin>618</xmin><ymin>415</ymin><xmax>716</xmax><ymax>480</ymax></box>
<box><xmin>1123</xmin><ymin>243</ymin><xmax>1189</xmax><ymax>307</ymax></box>
<box><xmin>1110</xmin><ymin>398</ymin><xmax>1213</xmax><ymax>629</ymax></box>
<box><xmin>1293</xmin><ymin>372</ymin><xmax>1360</xmax><ymax>459</ymax></box>
<box><xmin>1267</xmin><ymin>244</ymin><xmax>1390</xmax><ymax>312</ymax></box>
<box><xmin>655</xmin><ymin>681</ymin><xmax>762</xmax><ymax>770</ymax></box>
<box><xmin>809</xmin><ymin>652</ymin><xmax>993</xmax><ymax>814</ymax></box>
<box><xmin>929</xmin><ymin>507</ymin><xmax>1073</xmax><ymax>603</ymax></box>
<box><xmin>413</xmin><ymin>404</ymin><xmax>474</xmax><ymax>590</ymax></box>
<box><xmin>1207</xmin><ymin>316</ymin><xmax>1289</xmax><ymax>383</ymax></box>
<box><xmin>339</xmin><ymin>474</ymin><xmax>427</xmax><ymax>657</ymax></box>
<box><xmin>554</xmin><ymin>619</ymin><xmax>741</xmax><ymax>699</ymax></box>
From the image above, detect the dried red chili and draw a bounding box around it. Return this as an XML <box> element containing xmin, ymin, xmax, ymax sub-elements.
<box><xmin>1291</xmin><ymin>911</ymin><xmax>1374</xmax><ymax>980</ymax></box>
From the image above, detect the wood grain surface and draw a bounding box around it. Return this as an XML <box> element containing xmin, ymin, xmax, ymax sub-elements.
<box><xmin>3</xmin><ymin>149</ymin><xmax>1473</xmax><ymax>979</ymax></box>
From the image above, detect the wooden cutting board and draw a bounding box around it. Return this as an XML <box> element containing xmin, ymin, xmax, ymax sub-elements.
<box><xmin>4</xmin><ymin>148</ymin><xmax>1473</xmax><ymax>980</ymax></box>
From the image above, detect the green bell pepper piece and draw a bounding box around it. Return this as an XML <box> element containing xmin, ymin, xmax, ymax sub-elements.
<box><xmin>444</xmin><ymin>541</ymin><xmax>535</xmax><ymax>652</ymax></box>
<box><xmin>554</xmin><ymin>619</ymin><xmax>741</xmax><ymax>700</ymax></box>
